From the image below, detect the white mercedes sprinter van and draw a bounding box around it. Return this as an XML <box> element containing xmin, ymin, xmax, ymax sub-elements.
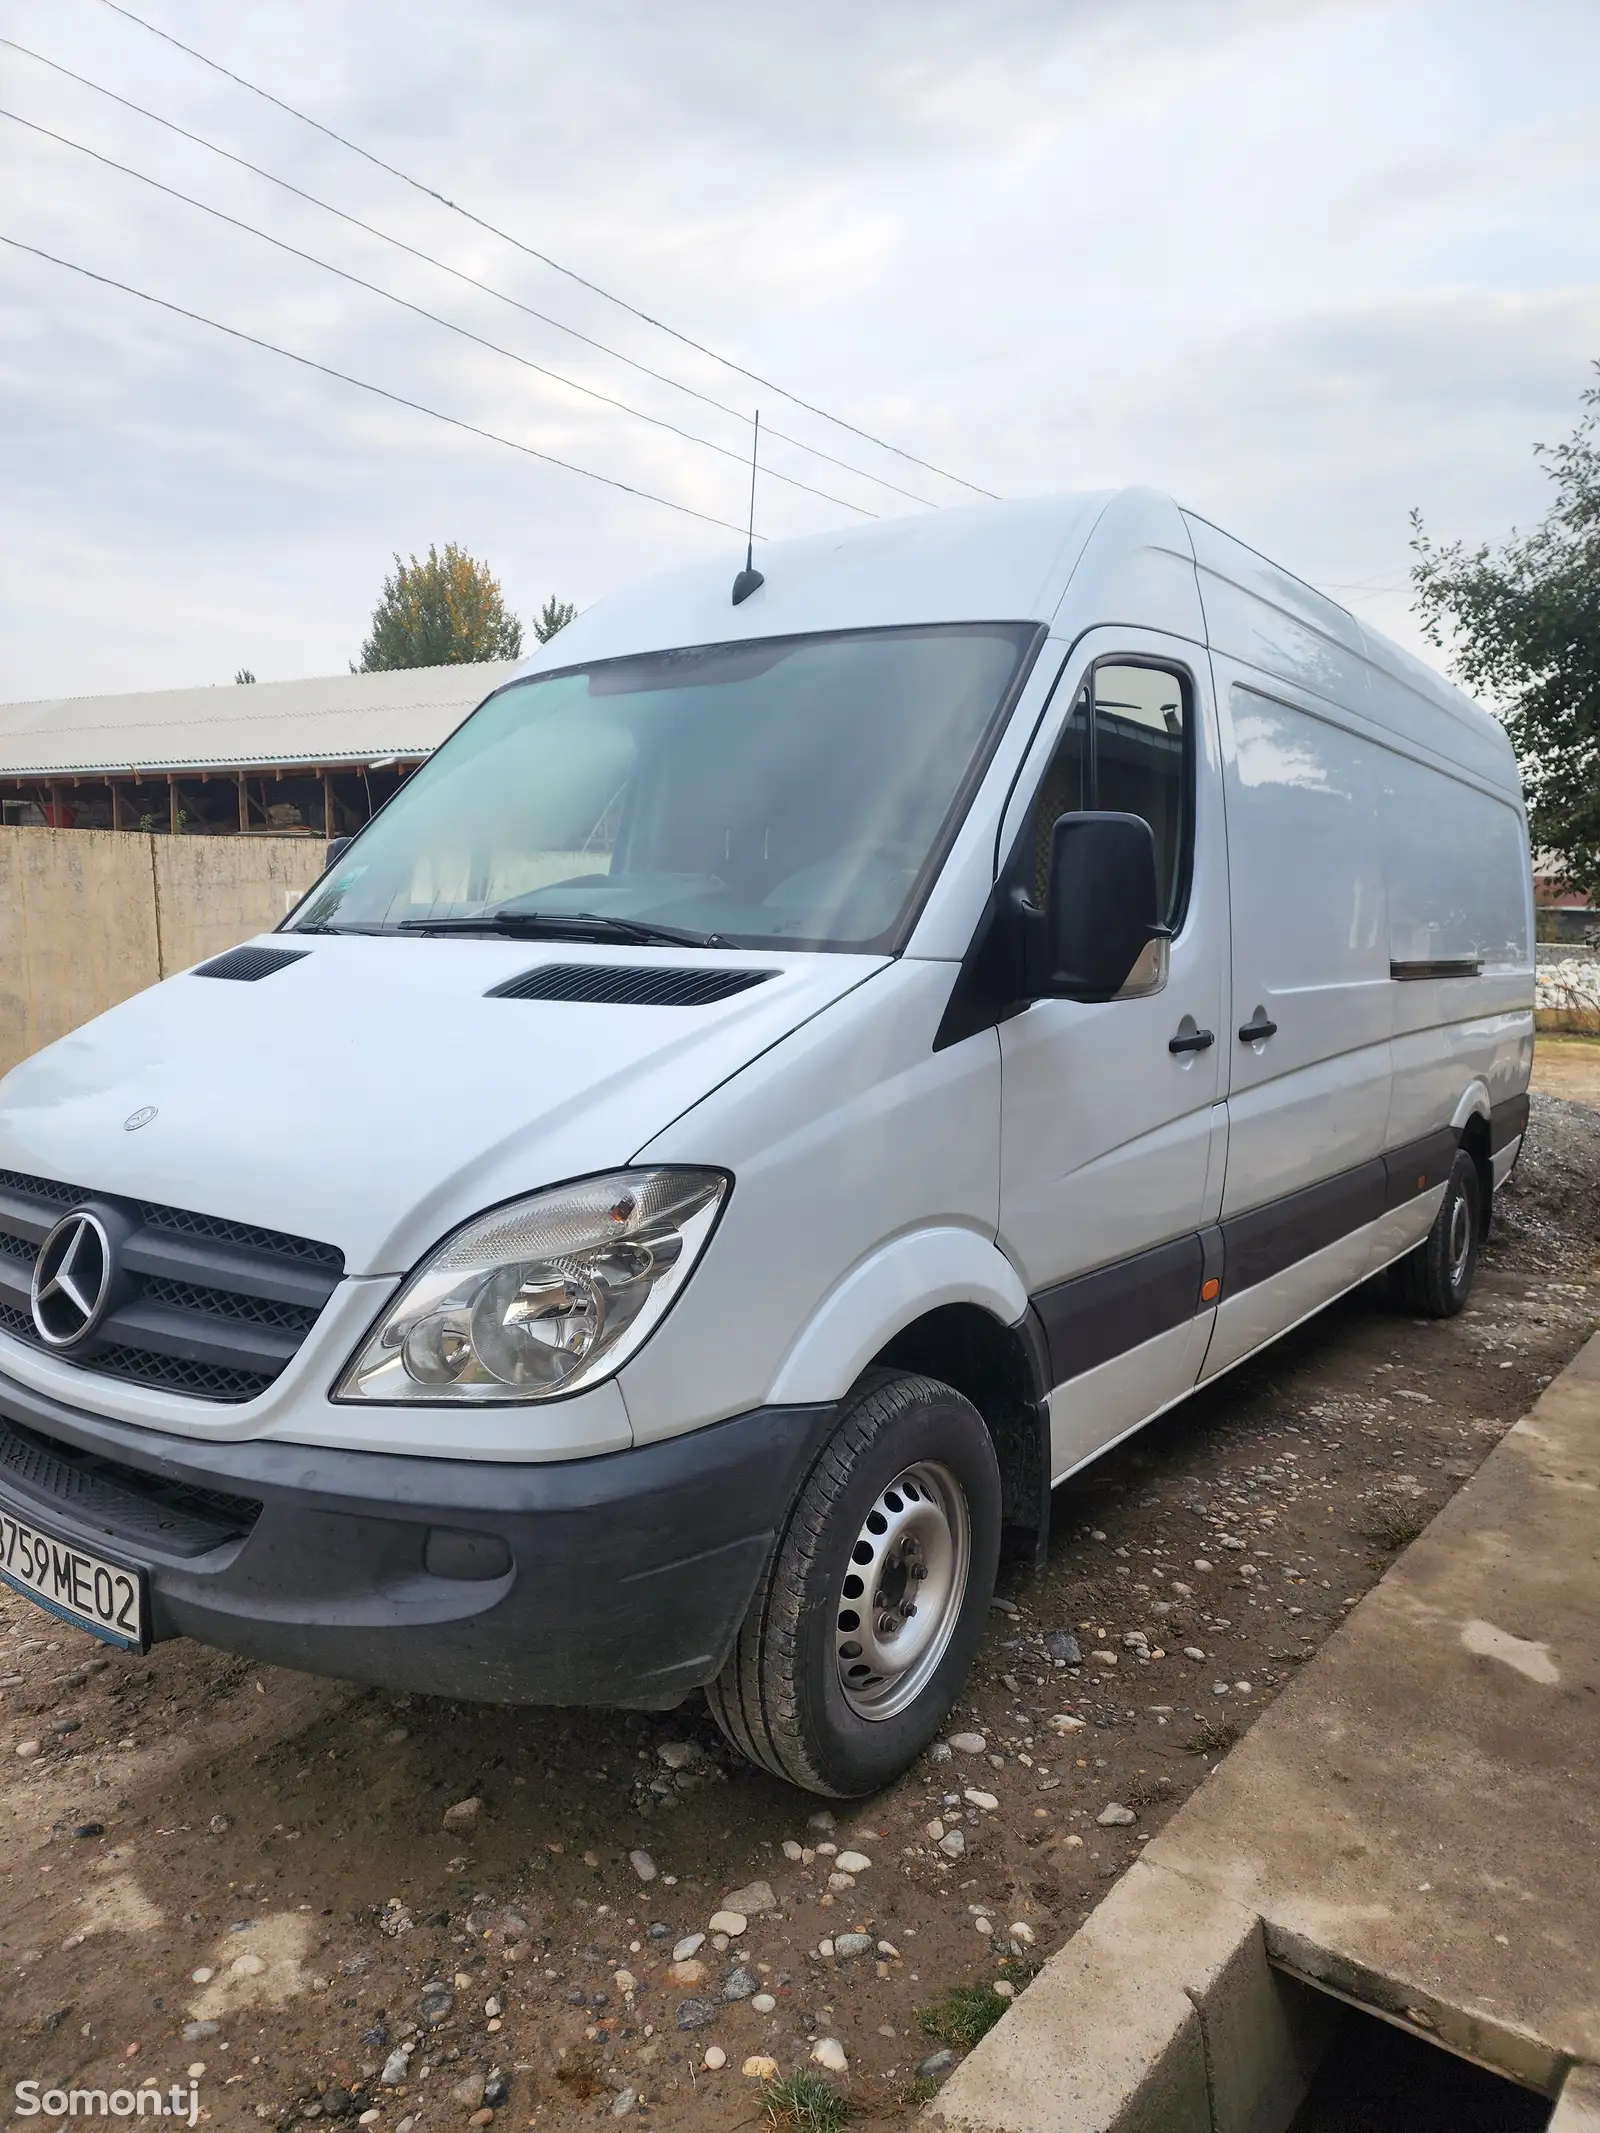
<box><xmin>0</xmin><ymin>491</ymin><xmax>1533</xmax><ymax>1795</ymax></box>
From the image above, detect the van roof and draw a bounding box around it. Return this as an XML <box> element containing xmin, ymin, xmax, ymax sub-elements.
<box><xmin>511</xmin><ymin>487</ymin><xmax>1515</xmax><ymax>793</ymax></box>
<box><xmin>519</xmin><ymin>492</ymin><xmax>1117</xmax><ymax>667</ymax></box>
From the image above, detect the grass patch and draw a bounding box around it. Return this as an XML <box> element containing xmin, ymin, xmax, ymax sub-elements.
<box><xmin>917</xmin><ymin>1982</ymin><xmax>1011</xmax><ymax>2052</ymax></box>
<box><xmin>899</xmin><ymin>2076</ymin><xmax>940</xmax><ymax>2107</ymax></box>
<box><xmin>916</xmin><ymin>1958</ymin><xmax>1038</xmax><ymax>2056</ymax></box>
<box><xmin>764</xmin><ymin>2067</ymin><xmax>855</xmax><ymax>2132</ymax></box>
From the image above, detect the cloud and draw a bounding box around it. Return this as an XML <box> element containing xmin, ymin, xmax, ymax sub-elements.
<box><xmin>0</xmin><ymin>0</ymin><xmax>1596</xmax><ymax>694</ymax></box>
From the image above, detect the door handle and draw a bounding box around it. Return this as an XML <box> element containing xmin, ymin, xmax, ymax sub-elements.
<box><xmin>1237</xmin><ymin>1017</ymin><xmax>1278</xmax><ymax>1044</ymax></box>
<box><xmin>1168</xmin><ymin>1028</ymin><xmax>1215</xmax><ymax>1054</ymax></box>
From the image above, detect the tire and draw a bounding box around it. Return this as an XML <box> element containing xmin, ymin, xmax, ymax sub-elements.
<box><xmin>1388</xmin><ymin>1149</ymin><xmax>1481</xmax><ymax>1317</ymax></box>
<box><xmin>705</xmin><ymin>1370</ymin><xmax>1001</xmax><ymax>1797</ymax></box>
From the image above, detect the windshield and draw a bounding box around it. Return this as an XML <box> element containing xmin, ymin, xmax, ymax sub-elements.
<box><xmin>288</xmin><ymin>623</ymin><xmax>1040</xmax><ymax>951</ymax></box>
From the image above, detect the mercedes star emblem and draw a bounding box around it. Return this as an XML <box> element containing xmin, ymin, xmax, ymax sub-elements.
<box><xmin>30</xmin><ymin>1209</ymin><xmax>115</xmax><ymax>1348</ymax></box>
<box><xmin>124</xmin><ymin>1106</ymin><xmax>158</xmax><ymax>1132</ymax></box>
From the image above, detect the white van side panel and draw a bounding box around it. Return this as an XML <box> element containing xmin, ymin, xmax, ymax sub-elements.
<box><xmin>1216</xmin><ymin>677</ymin><xmax>1394</xmax><ymax>1211</ymax></box>
<box><xmin>1047</xmin><ymin>1315</ymin><xmax>1213</xmax><ymax>1483</ymax></box>
<box><xmin>1185</xmin><ymin>512</ymin><xmax>1531</xmax><ymax>1389</ymax></box>
<box><xmin>1379</xmin><ymin>750</ymin><xmax>1535</xmax><ymax>1146</ymax></box>
<box><xmin>1382</xmin><ymin>754</ymin><xmax>1531</xmax><ymax>971</ymax></box>
<box><xmin>1203</xmin><ymin>1192</ymin><xmax>1445</xmax><ymax>1381</ymax></box>
<box><xmin>1203</xmin><ymin>1218</ymin><xmax>1375</xmax><ymax>1379</ymax></box>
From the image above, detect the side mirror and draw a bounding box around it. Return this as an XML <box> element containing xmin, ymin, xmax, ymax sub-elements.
<box><xmin>324</xmin><ymin>834</ymin><xmax>352</xmax><ymax>869</ymax></box>
<box><xmin>1044</xmin><ymin>811</ymin><xmax>1168</xmax><ymax>1001</ymax></box>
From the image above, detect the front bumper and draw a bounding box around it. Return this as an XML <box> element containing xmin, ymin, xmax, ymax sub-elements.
<box><xmin>0</xmin><ymin>1369</ymin><xmax>835</xmax><ymax>1707</ymax></box>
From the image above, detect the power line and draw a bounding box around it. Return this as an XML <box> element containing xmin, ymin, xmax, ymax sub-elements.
<box><xmin>0</xmin><ymin>233</ymin><xmax>756</xmax><ymax>537</ymax></box>
<box><xmin>92</xmin><ymin>0</ymin><xmax>999</xmax><ymax>500</ymax></box>
<box><xmin>0</xmin><ymin>104</ymin><xmax>878</xmax><ymax>520</ymax></box>
<box><xmin>1</xmin><ymin>35</ymin><xmax>942</xmax><ymax>510</ymax></box>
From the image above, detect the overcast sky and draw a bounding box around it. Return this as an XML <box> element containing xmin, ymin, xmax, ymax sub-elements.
<box><xmin>2</xmin><ymin>0</ymin><xmax>1597</xmax><ymax>701</ymax></box>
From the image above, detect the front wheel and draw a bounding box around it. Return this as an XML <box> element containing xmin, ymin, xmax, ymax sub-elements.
<box><xmin>1388</xmin><ymin>1149</ymin><xmax>1481</xmax><ymax>1317</ymax></box>
<box><xmin>706</xmin><ymin>1371</ymin><xmax>1001</xmax><ymax>1796</ymax></box>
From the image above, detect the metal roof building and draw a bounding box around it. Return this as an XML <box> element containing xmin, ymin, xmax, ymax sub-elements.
<box><xmin>0</xmin><ymin>661</ymin><xmax>514</xmax><ymax>836</ymax></box>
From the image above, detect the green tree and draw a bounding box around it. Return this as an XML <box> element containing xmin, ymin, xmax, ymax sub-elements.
<box><xmin>534</xmin><ymin>596</ymin><xmax>577</xmax><ymax>643</ymax></box>
<box><xmin>357</xmin><ymin>543</ymin><xmax>523</xmax><ymax>670</ymax></box>
<box><xmin>1411</xmin><ymin>369</ymin><xmax>1600</xmax><ymax>897</ymax></box>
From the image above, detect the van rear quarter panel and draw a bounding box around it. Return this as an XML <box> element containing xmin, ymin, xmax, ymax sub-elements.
<box><xmin>1192</xmin><ymin>511</ymin><xmax>1532</xmax><ymax>1220</ymax></box>
<box><xmin>1379</xmin><ymin>749</ymin><xmax>1534</xmax><ymax>1143</ymax></box>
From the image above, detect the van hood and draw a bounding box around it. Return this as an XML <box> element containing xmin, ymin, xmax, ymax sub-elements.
<box><xmin>0</xmin><ymin>937</ymin><xmax>885</xmax><ymax>1276</ymax></box>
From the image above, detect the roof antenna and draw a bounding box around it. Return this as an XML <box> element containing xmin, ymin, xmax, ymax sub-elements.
<box><xmin>731</xmin><ymin>410</ymin><xmax>765</xmax><ymax>606</ymax></box>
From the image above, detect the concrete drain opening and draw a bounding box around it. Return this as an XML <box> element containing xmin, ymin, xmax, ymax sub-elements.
<box><xmin>1286</xmin><ymin>1997</ymin><xmax>1555</xmax><ymax>2133</ymax></box>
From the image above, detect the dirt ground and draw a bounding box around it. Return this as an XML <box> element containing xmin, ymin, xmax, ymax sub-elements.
<box><xmin>1531</xmin><ymin>1032</ymin><xmax>1600</xmax><ymax>1106</ymax></box>
<box><xmin>3</xmin><ymin>1091</ymin><xmax>1599</xmax><ymax>2132</ymax></box>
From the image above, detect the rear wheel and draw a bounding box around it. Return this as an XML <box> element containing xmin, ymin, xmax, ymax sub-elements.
<box><xmin>1389</xmin><ymin>1149</ymin><xmax>1481</xmax><ymax>1317</ymax></box>
<box><xmin>706</xmin><ymin>1370</ymin><xmax>1001</xmax><ymax>1796</ymax></box>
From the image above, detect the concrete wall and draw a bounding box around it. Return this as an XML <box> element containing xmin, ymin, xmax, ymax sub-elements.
<box><xmin>0</xmin><ymin>827</ymin><xmax>329</xmax><ymax>1079</ymax></box>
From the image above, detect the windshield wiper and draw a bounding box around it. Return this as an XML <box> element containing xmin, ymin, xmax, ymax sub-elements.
<box><xmin>289</xmin><ymin>921</ymin><xmax>389</xmax><ymax>935</ymax></box>
<box><xmin>396</xmin><ymin>909</ymin><xmax>727</xmax><ymax>948</ymax></box>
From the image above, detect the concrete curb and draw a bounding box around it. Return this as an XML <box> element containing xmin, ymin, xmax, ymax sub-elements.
<box><xmin>926</xmin><ymin>1327</ymin><xmax>1600</xmax><ymax>2133</ymax></box>
<box><xmin>926</xmin><ymin>1857</ymin><xmax>1332</xmax><ymax>2133</ymax></box>
<box><xmin>1552</xmin><ymin>2065</ymin><xmax>1600</xmax><ymax>2133</ymax></box>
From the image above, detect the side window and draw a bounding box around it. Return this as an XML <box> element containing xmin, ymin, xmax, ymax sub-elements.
<box><xmin>1030</xmin><ymin>661</ymin><xmax>1191</xmax><ymax>926</ymax></box>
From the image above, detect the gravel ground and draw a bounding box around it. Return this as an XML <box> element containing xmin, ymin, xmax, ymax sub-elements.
<box><xmin>3</xmin><ymin>1092</ymin><xmax>1598</xmax><ymax>2131</ymax></box>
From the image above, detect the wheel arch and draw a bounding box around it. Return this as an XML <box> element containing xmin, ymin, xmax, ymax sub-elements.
<box><xmin>763</xmin><ymin>1228</ymin><xmax>1051</xmax><ymax>1562</ymax></box>
<box><xmin>1450</xmin><ymin>1081</ymin><xmax>1495</xmax><ymax>1237</ymax></box>
<box><xmin>872</xmin><ymin>1301</ymin><xmax>1053</xmax><ymax>1564</ymax></box>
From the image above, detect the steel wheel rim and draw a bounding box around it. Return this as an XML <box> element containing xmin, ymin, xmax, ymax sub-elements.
<box><xmin>1447</xmin><ymin>1190</ymin><xmax>1473</xmax><ymax>1287</ymax></box>
<box><xmin>835</xmin><ymin>1462</ymin><xmax>971</xmax><ymax>1722</ymax></box>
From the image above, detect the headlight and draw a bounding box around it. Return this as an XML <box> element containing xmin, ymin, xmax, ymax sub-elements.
<box><xmin>335</xmin><ymin>1168</ymin><xmax>727</xmax><ymax>1404</ymax></box>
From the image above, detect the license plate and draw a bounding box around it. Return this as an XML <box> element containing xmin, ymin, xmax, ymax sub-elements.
<box><xmin>0</xmin><ymin>1506</ymin><xmax>148</xmax><ymax>1650</ymax></box>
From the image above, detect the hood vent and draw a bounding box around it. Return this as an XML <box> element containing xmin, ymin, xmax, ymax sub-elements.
<box><xmin>487</xmin><ymin>963</ymin><xmax>774</xmax><ymax>1008</ymax></box>
<box><xmin>193</xmin><ymin>945</ymin><xmax>310</xmax><ymax>983</ymax></box>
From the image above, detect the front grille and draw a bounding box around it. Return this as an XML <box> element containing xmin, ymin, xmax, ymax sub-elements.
<box><xmin>0</xmin><ymin>1417</ymin><xmax>260</xmax><ymax>1555</ymax></box>
<box><xmin>0</xmin><ymin>1170</ymin><xmax>343</xmax><ymax>1404</ymax></box>
<box><xmin>135</xmin><ymin>1200</ymin><xmax>342</xmax><ymax>1272</ymax></box>
<box><xmin>140</xmin><ymin>1279</ymin><xmax>321</xmax><ymax>1334</ymax></box>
